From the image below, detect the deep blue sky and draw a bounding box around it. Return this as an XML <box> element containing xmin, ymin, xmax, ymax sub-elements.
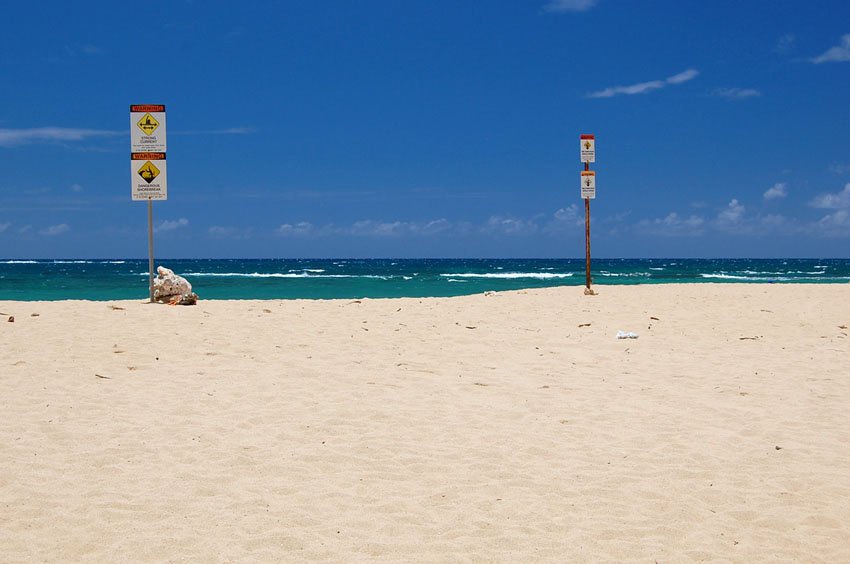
<box><xmin>1</xmin><ymin>0</ymin><xmax>849</xmax><ymax>258</ymax></box>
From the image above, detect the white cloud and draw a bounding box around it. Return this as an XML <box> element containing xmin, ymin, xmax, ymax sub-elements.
<box><xmin>276</xmin><ymin>221</ymin><xmax>316</xmax><ymax>236</ymax></box>
<box><xmin>351</xmin><ymin>220</ymin><xmax>407</xmax><ymax>237</ymax></box>
<box><xmin>482</xmin><ymin>216</ymin><xmax>539</xmax><ymax>235</ymax></box>
<box><xmin>636</xmin><ymin>201</ymin><xmax>798</xmax><ymax>237</ymax></box>
<box><xmin>816</xmin><ymin>210</ymin><xmax>850</xmax><ymax>229</ymax></box>
<box><xmin>553</xmin><ymin>204</ymin><xmax>583</xmax><ymax>225</ymax></box>
<box><xmin>810</xmin><ymin>34</ymin><xmax>850</xmax><ymax>64</ymax></box>
<box><xmin>81</xmin><ymin>45</ymin><xmax>103</xmax><ymax>55</ymax></box>
<box><xmin>0</xmin><ymin>222</ymin><xmax>10</xmax><ymax>233</ymax></box>
<box><xmin>277</xmin><ymin>218</ymin><xmax>456</xmax><ymax>238</ymax></box>
<box><xmin>155</xmin><ymin>218</ymin><xmax>189</xmax><ymax>233</ymax></box>
<box><xmin>810</xmin><ymin>183</ymin><xmax>850</xmax><ymax>209</ymax></box>
<box><xmin>763</xmin><ymin>182</ymin><xmax>787</xmax><ymax>200</ymax></box>
<box><xmin>588</xmin><ymin>68</ymin><xmax>698</xmax><ymax>98</ymax></box>
<box><xmin>717</xmin><ymin>199</ymin><xmax>745</xmax><ymax>225</ymax></box>
<box><xmin>70</xmin><ymin>183</ymin><xmax>83</xmax><ymax>192</ymax></box>
<box><xmin>588</xmin><ymin>80</ymin><xmax>663</xmax><ymax>99</ymax></box>
<box><xmin>0</xmin><ymin>127</ymin><xmax>122</xmax><ymax>148</ymax></box>
<box><xmin>542</xmin><ymin>0</ymin><xmax>598</xmax><ymax>13</ymax></box>
<box><xmin>412</xmin><ymin>218</ymin><xmax>452</xmax><ymax>235</ymax></box>
<box><xmin>713</xmin><ymin>87</ymin><xmax>762</xmax><ymax>100</ymax></box>
<box><xmin>39</xmin><ymin>223</ymin><xmax>70</xmax><ymax>236</ymax></box>
<box><xmin>829</xmin><ymin>163</ymin><xmax>850</xmax><ymax>175</ymax></box>
<box><xmin>666</xmin><ymin>69</ymin><xmax>699</xmax><ymax>84</ymax></box>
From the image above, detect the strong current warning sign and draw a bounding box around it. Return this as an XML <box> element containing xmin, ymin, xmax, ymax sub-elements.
<box><xmin>131</xmin><ymin>152</ymin><xmax>167</xmax><ymax>200</ymax></box>
<box><xmin>131</xmin><ymin>104</ymin><xmax>166</xmax><ymax>152</ymax></box>
<box><xmin>580</xmin><ymin>134</ymin><xmax>595</xmax><ymax>163</ymax></box>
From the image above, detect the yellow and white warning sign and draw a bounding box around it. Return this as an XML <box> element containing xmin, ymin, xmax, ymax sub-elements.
<box><xmin>581</xmin><ymin>170</ymin><xmax>596</xmax><ymax>199</ymax></box>
<box><xmin>131</xmin><ymin>152</ymin><xmax>167</xmax><ymax>200</ymax></box>
<box><xmin>580</xmin><ymin>134</ymin><xmax>595</xmax><ymax>163</ymax></box>
<box><xmin>137</xmin><ymin>113</ymin><xmax>159</xmax><ymax>135</ymax></box>
<box><xmin>130</xmin><ymin>104</ymin><xmax>166</xmax><ymax>152</ymax></box>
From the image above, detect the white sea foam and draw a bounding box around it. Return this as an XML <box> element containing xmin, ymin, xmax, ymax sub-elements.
<box><xmin>596</xmin><ymin>272</ymin><xmax>651</xmax><ymax>277</ymax></box>
<box><xmin>440</xmin><ymin>272</ymin><xmax>574</xmax><ymax>279</ymax></box>
<box><xmin>700</xmin><ymin>273</ymin><xmax>756</xmax><ymax>280</ymax></box>
<box><xmin>446</xmin><ymin>279</ymin><xmax>467</xmax><ymax>283</ymax></box>
<box><xmin>288</xmin><ymin>268</ymin><xmax>326</xmax><ymax>273</ymax></box>
<box><xmin>53</xmin><ymin>260</ymin><xmax>91</xmax><ymax>264</ymax></box>
<box><xmin>700</xmin><ymin>273</ymin><xmax>795</xmax><ymax>281</ymax></box>
<box><xmin>179</xmin><ymin>272</ymin><xmax>390</xmax><ymax>280</ymax></box>
<box><xmin>1</xmin><ymin>260</ymin><xmax>38</xmax><ymax>264</ymax></box>
<box><xmin>649</xmin><ymin>267</ymin><xmax>665</xmax><ymax>271</ymax></box>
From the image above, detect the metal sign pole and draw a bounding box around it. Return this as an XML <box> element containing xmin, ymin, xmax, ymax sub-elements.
<box><xmin>584</xmin><ymin>161</ymin><xmax>591</xmax><ymax>291</ymax></box>
<box><xmin>131</xmin><ymin>103</ymin><xmax>167</xmax><ymax>302</ymax></box>
<box><xmin>148</xmin><ymin>197</ymin><xmax>154</xmax><ymax>303</ymax></box>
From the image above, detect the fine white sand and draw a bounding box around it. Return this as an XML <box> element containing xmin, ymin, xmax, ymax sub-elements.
<box><xmin>1</xmin><ymin>284</ymin><xmax>849</xmax><ymax>562</ymax></box>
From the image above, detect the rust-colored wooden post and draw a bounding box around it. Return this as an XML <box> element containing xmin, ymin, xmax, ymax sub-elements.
<box><xmin>584</xmin><ymin>160</ymin><xmax>591</xmax><ymax>291</ymax></box>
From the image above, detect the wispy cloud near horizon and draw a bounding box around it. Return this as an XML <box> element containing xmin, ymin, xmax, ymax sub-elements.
<box><xmin>155</xmin><ymin>218</ymin><xmax>189</xmax><ymax>233</ymax></box>
<box><xmin>542</xmin><ymin>0</ymin><xmax>598</xmax><ymax>13</ymax></box>
<box><xmin>0</xmin><ymin>127</ymin><xmax>123</xmax><ymax>148</ymax></box>
<box><xmin>587</xmin><ymin>68</ymin><xmax>699</xmax><ymax>98</ymax></box>
<box><xmin>712</xmin><ymin>87</ymin><xmax>761</xmax><ymax>100</ymax></box>
<box><xmin>810</xmin><ymin>183</ymin><xmax>850</xmax><ymax>209</ymax></box>
<box><xmin>39</xmin><ymin>223</ymin><xmax>70</xmax><ymax>236</ymax></box>
<box><xmin>0</xmin><ymin>125</ymin><xmax>256</xmax><ymax>148</ymax></box>
<box><xmin>810</xmin><ymin>34</ymin><xmax>850</xmax><ymax>63</ymax></box>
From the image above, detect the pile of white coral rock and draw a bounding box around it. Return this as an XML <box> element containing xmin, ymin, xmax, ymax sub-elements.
<box><xmin>152</xmin><ymin>266</ymin><xmax>198</xmax><ymax>305</ymax></box>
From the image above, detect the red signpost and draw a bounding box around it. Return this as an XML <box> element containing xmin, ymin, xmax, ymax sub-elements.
<box><xmin>580</xmin><ymin>134</ymin><xmax>596</xmax><ymax>294</ymax></box>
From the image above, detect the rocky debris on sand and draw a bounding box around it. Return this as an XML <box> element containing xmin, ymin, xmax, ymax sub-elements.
<box><xmin>153</xmin><ymin>266</ymin><xmax>199</xmax><ymax>305</ymax></box>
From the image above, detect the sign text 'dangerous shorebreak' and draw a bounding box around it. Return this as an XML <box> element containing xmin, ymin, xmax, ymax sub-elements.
<box><xmin>131</xmin><ymin>152</ymin><xmax>167</xmax><ymax>200</ymax></box>
<box><xmin>581</xmin><ymin>170</ymin><xmax>596</xmax><ymax>199</ymax></box>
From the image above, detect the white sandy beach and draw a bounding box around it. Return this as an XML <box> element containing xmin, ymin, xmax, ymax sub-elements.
<box><xmin>1</xmin><ymin>284</ymin><xmax>849</xmax><ymax>562</ymax></box>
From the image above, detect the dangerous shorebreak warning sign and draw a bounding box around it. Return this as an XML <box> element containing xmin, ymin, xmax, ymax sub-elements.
<box><xmin>131</xmin><ymin>104</ymin><xmax>166</xmax><ymax>152</ymax></box>
<box><xmin>131</xmin><ymin>152</ymin><xmax>167</xmax><ymax>200</ymax></box>
<box><xmin>581</xmin><ymin>170</ymin><xmax>596</xmax><ymax>199</ymax></box>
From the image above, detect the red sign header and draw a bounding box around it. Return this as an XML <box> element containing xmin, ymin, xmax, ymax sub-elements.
<box><xmin>130</xmin><ymin>104</ymin><xmax>165</xmax><ymax>112</ymax></box>
<box><xmin>131</xmin><ymin>152</ymin><xmax>166</xmax><ymax>160</ymax></box>
<box><xmin>580</xmin><ymin>134</ymin><xmax>595</xmax><ymax>139</ymax></box>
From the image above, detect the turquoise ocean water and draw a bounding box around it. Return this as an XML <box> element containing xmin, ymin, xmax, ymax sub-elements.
<box><xmin>1</xmin><ymin>258</ymin><xmax>849</xmax><ymax>301</ymax></box>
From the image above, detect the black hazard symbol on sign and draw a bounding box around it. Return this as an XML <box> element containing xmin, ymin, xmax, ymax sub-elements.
<box><xmin>138</xmin><ymin>161</ymin><xmax>160</xmax><ymax>183</ymax></box>
<box><xmin>137</xmin><ymin>113</ymin><xmax>159</xmax><ymax>136</ymax></box>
